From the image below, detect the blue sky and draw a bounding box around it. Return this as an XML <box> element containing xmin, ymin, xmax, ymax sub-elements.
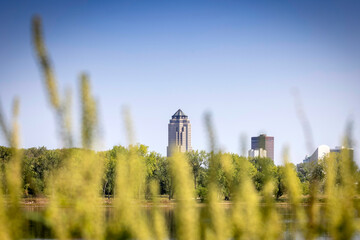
<box><xmin>0</xmin><ymin>0</ymin><xmax>359</xmax><ymax>165</ymax></box>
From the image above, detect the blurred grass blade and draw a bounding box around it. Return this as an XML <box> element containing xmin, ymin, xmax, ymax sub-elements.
<box><xmin>81</xmin><ymin>74</ymin><xmax>97</xmax><ymax>149</ymax></box>
<box><xmin>32</xmin><ymin>16</ymin><xmax>60</xmax><ymax>109</ymax></box>
<box><xmin>170</xmin><ymin>151</ymin><xmax>198</xmax><ymax>240</ymax></box>
<box><xmin>283</xmin><ymin>147</ymin><xmax>306</xmax><ymax>237</ymax></box>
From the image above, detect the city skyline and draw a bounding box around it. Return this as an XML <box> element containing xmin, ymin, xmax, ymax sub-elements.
<box><xmin>0</xmin><ymin>0</ymin><xmax>359</xmax><ymax>165</ymax></box>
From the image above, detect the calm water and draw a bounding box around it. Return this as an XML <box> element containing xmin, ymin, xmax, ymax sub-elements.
<box><xmin>21</xmin><ymin>205</ymin><xmax>358</xmax><ymax>240</ymax></box>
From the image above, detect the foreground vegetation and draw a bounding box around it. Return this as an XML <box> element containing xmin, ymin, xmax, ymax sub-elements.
<box><xmin>0</xmin><ymin>16</ymin><xmax>359</xmax><ymax>239</ymax></box>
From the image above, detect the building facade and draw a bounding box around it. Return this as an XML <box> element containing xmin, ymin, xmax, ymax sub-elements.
<box><xmin>250</xmin><ymin>134</ymin><xmax>274</xmax><ymax>161</ymax></box>
<box><xmin>248</xmin><ymin>148</ymin><xmax>267</xmax><ymax>158</ymax></box>
<box><xmin>167</xmin><ymin>109</ymin><xmax>192</xmax><ymax>157</ymax></box>
<box><xmin>303</xmin><ymin>145</ymin><xmax>330</xmax><ymax>163</ymax></box>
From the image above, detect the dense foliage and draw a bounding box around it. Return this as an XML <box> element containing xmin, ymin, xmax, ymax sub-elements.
<box><xmin>0</xmin><ymin>145</ymin><xmax>332</xmax><ymax>200</ymax></box>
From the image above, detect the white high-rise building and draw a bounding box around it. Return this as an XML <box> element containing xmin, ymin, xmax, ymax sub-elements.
<box><xmin>167</xmin><ymin>109</ymin><xmax>192</xmax><ymax>157</ymax></box>
<box><xmin>303</xmin><ymin>145</ymin><xmax>330</xmax><ymax>163</ymax></box>
<box><xmin>303</xmin><ymin>145</ymin><xmax>354</xmax><ymax>163</ymax></box>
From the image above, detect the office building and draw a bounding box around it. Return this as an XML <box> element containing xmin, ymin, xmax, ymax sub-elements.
<box><xmin>249</xmin><ymin>134</ymin><xmax>274</xmax><ymax>161</ymax></box>
<box><xmin>167</xmin><ymin>109</ymin><xmax>192</xmax><ymax>157</ymax></box>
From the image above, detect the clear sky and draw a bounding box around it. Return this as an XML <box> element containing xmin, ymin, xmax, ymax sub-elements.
<box><xmin>1</xmin><ymin>0</ymin><xmax>359</xmax><ymax>165</ymax></box>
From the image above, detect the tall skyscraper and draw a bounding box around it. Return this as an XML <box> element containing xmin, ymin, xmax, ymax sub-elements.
<box><xmin>250</xmin><ymin>134</ymin><xmax>274</xmax><ymax>161</ymax></box>
<box><xmin>167</xmin><ymin>109</ymin><xmax>192</xmax><ymax>157</ymax></box>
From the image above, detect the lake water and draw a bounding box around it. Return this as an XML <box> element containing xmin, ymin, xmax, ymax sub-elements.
<box><xmin>21</xmin><ymin>204</ymin><xmax>359</xmax><ymax>240</ymax></box>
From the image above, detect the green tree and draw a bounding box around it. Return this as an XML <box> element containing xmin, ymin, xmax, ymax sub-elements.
<box><xmin>22</xmin><ymin>147</ymin><xmax>63</xmax><ymax>196</ymax></box>
<box><xmin>186</xmin><ymin>150</ymin><xmax>208</xmax><ymax>190</ymax></box>
<box><xmin>296</xmin><ymin>162</ymin><xmax>311</xmax><ymax>182</ymax></box>
<box><xmin>274</xmin><ymin>165</ymin><xmax>286</xmax><ymax>199</ymax></box>
<box><xmin>157</xmin><ymin>157</ymin><xmax>172</xmax><ymax>198</ymax></box>
<box><xmin>250</xmin><ymin>157</ymin><xmax>277</xmax><ymax>192</ymax></box>
<box><xmin>102</xmin><ymin>145</ymin><xmax>127</xmax><ymax>195</ymax></box>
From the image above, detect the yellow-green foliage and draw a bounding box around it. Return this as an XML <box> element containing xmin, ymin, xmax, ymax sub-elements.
<box><xmin>324</xmin><ymin>148</ymin><xmax>357</xmax><ymax>240</ymax></box>
<box><xmin>0</xmin><ymin>15</ymin><xmax>359</xmax><ymax>240</ymax></box>
<box><xmin>203</xmin><ymin>114</ymin><xmax>228</xmax><ymax>240</ymax></box>
<box><xmin>325</xmin><ymin>153</ymin><xmax>342</xmax><ymax>239</ymax></box>
<box><xmin>283</xmin><ymin>148</ymin><xmax>306</xmax><ymax>235</ymax></box>
<box><xmin>169</xmin><ymin>151</ymin><xmax>199</xmax><ymax>240</ymax></box>
<box><xmin>81</xmin><ymin>74</ymin><xmax>97</xmax><ymax>149</ymax></box>
<box><xmin>231</xmin><ymin>156</ymin><xmax>261</xmax><ymax>240</ymax></box>
<box><xmin>110</xmin><ymin>148</ymin><xmax>149</xmax><ymax>240</ymax></box>
<box><xmin>149</xmin><ymin>180</ymin><xmax>167</xmax><ymax>240</ymax></box>
<box><xmin>260</xmin><ymin>181</ymin><xmax>281</xmax><ymax>240</ymax></box>
<box><xmin>0</xmin><ymin>98</ymin><xmax>23</xmax><ymax>239</ymax></box>
<box><xmin>32</xmin><ymin>16</ymin><xmax>60</xmax><ymax>109</ymax></box>
<box><xmin>108</xmin><ymin>109</ymin><xmax>150</xmax><ymax>240</ymax></box>
<box><xmin>204</xmin><ymin>157</ymin><xmax>228</xmax><ymax>240</ymax></box>
<box><xmin>46</xmin><ymin>150</ymin><xmax>104</xmax><ymax>240</ymax></box>
<box><xmin>32</xmin><ymin>15</ymin><xmax>73</xmax><ymax>147</ymax></box>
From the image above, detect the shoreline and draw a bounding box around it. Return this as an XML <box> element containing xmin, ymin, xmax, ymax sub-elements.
<box><xmin>17</xmin><ymin>196</ymin><xmax>332</xmax><ymax>208</ymax></box>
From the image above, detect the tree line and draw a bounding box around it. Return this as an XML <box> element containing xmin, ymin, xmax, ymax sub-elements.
<box><xmin>0</xmin><ymin>144</ymin><xmax>346</xmax><ymax>200</ymax></box>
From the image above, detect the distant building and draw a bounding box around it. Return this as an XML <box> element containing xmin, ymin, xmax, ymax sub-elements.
<box><xmin>331</xmin><ymin>146</ymin><xmax>354</xmax><ymax>160</ymax></box>
<box><xmin>249</xmin><ymin>134</ymin><xmax>274</xmax><ymax>161</ymax></box>
<box><xmin>303</xmin><ymin>145</ymin><xmax>330</xmax><ymax>163</ymax></box>
<box><xmin>330</xmin><ymin>146</ymin><xmax>353</xmax><ymax>154</ymax></box>
<box><xmin>167</xmin><ymin>109</ymin><xmax>192</xmax><ymax>157</ymax></box>
<box><xmin>303</xmin><ymin>145</ymin><xmax>354</xmax><ymax>163</ymax></box>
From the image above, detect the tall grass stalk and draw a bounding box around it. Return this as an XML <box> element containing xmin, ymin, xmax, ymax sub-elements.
<box><xmin>149</xmin><ymin>180</ymin><xmax>167</xmax><ymax>240</ymax></box>
<box><xmin>231</xmin><ymin>156</ymin><xmax>261</xmax><ymax>240</ymax></box>
<box><xmin>46</xmin><ymin>150</ymin><xmax>104</xmax><ymax>239</ymax></box>
<box><xmin>169</xmin><ymin>151</ymin><xmax>198</xmax><ymax>240</ymax></box>
<box><xmin>109</xmin><ymin>108</ymin><xmax>150</xmax><ymax>240</ymax></box>
<box><xmin>260</xmin><ymin>181</ymin><xmax>281</xmax><ymax>240</ymax></box>
<box><xmin>81</xmin><ymin>74</ymin><xmax>97</xmax><ymax>149</ymax></box>
<box><xmin>0</xmin><ymin>99</ymin><xmax>23</xmax><ymax>239</ymax></box>
<box><xmin>45</xmin><ymin>74</ymin><xmax>103</xmax><ymax>239</ymax></box>
<box><xmin>203</xmin><ymin>113</ymin><xmax>228</xmax><ymax>240</ymax></box>
<box><xmin>283</xmin><ymin>147</ymin><xmax>306</xmax><ymax>238</ymax></box>
<box><xmin>324</xmin><ymin>153</ymin><xmax>342</xmax><ymax>239</ymax></box>
<box><xmin>32</xmin><ymin>16</ymin><xmax>73</xmax><ymax>147</ymax></box>
<box><xmin>304</xmin><ymin>174</ymin><xmax>321</xmax><ymax>240</ymax></box>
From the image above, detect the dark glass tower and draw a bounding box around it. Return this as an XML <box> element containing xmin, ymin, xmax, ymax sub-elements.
<box><xmin>251</xmin><ymin>134</ymin><xmax>274</xmax><ymax>161</ymax></box>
